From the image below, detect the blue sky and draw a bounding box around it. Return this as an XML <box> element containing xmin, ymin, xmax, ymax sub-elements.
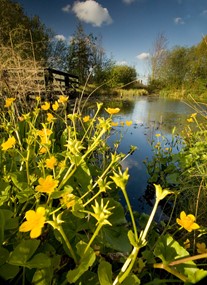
<box><xmin>18</xmin><ymin>0</ymin><xmax>207</xmax><ymax>80</ymax></box>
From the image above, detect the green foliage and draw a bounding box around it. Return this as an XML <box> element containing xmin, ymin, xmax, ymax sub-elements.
<box><xmin>149</xmin><ymin>35</ymin><xmax>207</xmax><ymax>98</ymax></box>
<box><xmin>1</xmin><ymin>95</ymin><xmax>207</xmax><ymax>285</ymax></box>
<box><xmin>109</xmin><ymin>65</ymin><xmax>137</xmax><ymax>88</ymax></box>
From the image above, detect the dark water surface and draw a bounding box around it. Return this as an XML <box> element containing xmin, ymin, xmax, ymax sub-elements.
<box><xmin>87</xmin><ymin>96</ymin><xmax>195</xmax><ymax>216</ymax></box>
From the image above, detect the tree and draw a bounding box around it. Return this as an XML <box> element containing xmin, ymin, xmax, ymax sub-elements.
<box><xmin>47</xmin><ymin>37</ymin><xmax>68</xmax><ymax>70</ymax></box>
<box><xmin>109</xmin><ymin>65</ymin><xmax>137</xmax><ymax>88</ymax></box>
<box><xmin>66</xmin><ymin>22</ymin><xmax>112</xmax><ymax>85</ymax></box>
<box><xmin>150</xmin><ymin>33</ymin><xmax>168</xmax><ymax>81</ymax></box>
<box><xmin>66</xmin><ymin>23</ymin><xmax>93</xmax><ymax>83</ymax></box>
<box><xmin>0</xmin><ymin>0</ymin><xmax>51</xmax><ymax>63</ymax></box>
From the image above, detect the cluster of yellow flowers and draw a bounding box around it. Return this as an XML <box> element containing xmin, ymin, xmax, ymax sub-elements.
<box><xmin>186</xmin><ymin>112</ymin><xmax>197</xmax><ymax>123</ymax></box>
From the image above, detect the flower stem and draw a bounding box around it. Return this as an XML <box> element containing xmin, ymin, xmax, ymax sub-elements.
<box><xmin>57</xmin><ymin>225</ymin><xmax>78</xmax><ymax>264</ymax></box>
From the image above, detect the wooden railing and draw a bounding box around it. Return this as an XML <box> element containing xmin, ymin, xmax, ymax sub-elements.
<box><xmin>0</xmin><ymin>67</ymin><xmax>79</xmax><ymax>98</ymax></box>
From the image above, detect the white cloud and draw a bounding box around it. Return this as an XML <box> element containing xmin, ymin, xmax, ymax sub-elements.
<box><xmin>201</xmin><ymin>9</ymin><xmax>207</xmax><ymax>16</ymax></box>
<box><xmin>71</xmin><ymin>0</ymin><xmax>113</xmax><ymax>27</ymax></box>
<box><xmin>62</xmin><ymin>4</ymin><xmax>71</xmax><ymax>13</ymax></box>
<box><xmin>136</xmin><ymin>52</ymin><xmax>150</xmax><ymax>60</ymax></box>
<box><xmin>54</xmin><ymin>34</ymin><xmax>66</xmax><ymax>41</ymax></box>
<box><xmin>116</xmin><ymin>60</ymin><xmax>128</xmax><ymax>65</ymax></box>
<box><xmin>122</xmin><ymin>0</ymin><xmax>136</xmax><ymax>4</ymax></box>
<box><xmin>174</xmin><ymin>17</ymin><xmax>185</xmax><ymax>24</ymax></box>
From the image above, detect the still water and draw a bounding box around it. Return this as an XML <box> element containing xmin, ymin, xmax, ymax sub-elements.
<box><xmin>88</xmin><ymin>96</ymin><xmax>195</xmax><ymax>215</ymax></box>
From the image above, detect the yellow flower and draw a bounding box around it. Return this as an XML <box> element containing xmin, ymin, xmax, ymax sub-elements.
<box><xmin>4</xmin><ymin>98</ymin><xmax>16</xmax><ymax>108</ymax></box>
<box><xmin>52</xmin><ymin>101</ymin><xmax>59</xmax><ymax>111</ymax></box>
<box><xmin>191</xmin><ymin>113</ymin><xmax>197</xmax><ymax>118</ymax></box>
<box><xmin>83</xmin><ymin>115</ymin><xmax>90</xmax><ymax>123</ymax></box>
<box><xmin>196</xmin><ymin>242</ymin><xmax>207</xmax><ymax>254</ymax></box>
<box><xmin>126</xmin><ymin>120</ymin><xmax>132</xmax><ymax>126</ymax></box>
<box><xmin>61</xmin><ymin>193</ymin><xmax>76</xmax><ymax>209</ymax></box>
<box><xmin>35</xmin><ymin>96</ymin><xmax>41</xmax><ymax>101</ymax></box>
<box><xmin>46</xmin><ymin>112</ymin><xmax>55</xmax><ymax>122</ymax></box>
<box><xmin>37</xmin><ymin>128</ymin><xmax>53</xmax><ymax>137</ymax></box>
<box><xmin>41</xmin><ymin>102</ymin><xmax>50</xmax><ymax>111</ymax></box>
<box><xmin>155</xmin><ymin>133</ymin><xmax>161</xmax><ymax>137</ymax></box>
<box><xmin>58</xmin><ymin>160</ymin><xmax>66</xmax><ymax>168</ymax></box>
<box><xmin>39</xmin><ymin>147</ymin><xmax>47</xmax><ymax>154</ymax></box>
<box><xmin>45</xmin><ymin>156</ymin><xmax>57</xmax><ymax>170</ymax></box>
<box><xmin>176</xmin><ymin>211</ymin><xmax>200</xmax><ymax>232</ymax></box>
<box><xmin>187</xmin><ymin>118</ymin><xmax>193</xmax><ymax>123</ymax></box>
<box><xmin>18</xmin><ymin>116</ymin><xmax>24</xmax><ymax>122</ymax></box>
<box><xmin>1</xmin><ymin>136</ymin><xmax>16</xmax><ymax>151</ymax></box>
<box><xmin>36</xmin><ymin>175</ymin><xmax>58</xmax><ymax>194</ymax></box>
<box><xmin>37</xmin><ymin>128</ymin><xmax>52</xmax><ymax>145</ymax></box>
<box><xmin>183</xmin><ymin>239</ymin><xmax>190</xmax><ymax>249</ymax></box>
<box><xmin>155</xmin><ymin>142</ymin><xmax>161</xmax><ymax>149</ymax></box>
<box><xmin>19</xmin><ymin>207</ymin><xmax>46</xmax><ymax>239</ymax></box>
<box><xmin>105</xmin><ymin>108</ymin><xmax>120</xmax><ymax>115</ymax></box>
<box><xmin>111</xmin><ymin>121</ymin><xmax>119</xmax><ymax>127</ymax></box>
<box><xmin>58</xmin><ymin>95</ymin><xmax>68</xmax><ymax>104</ymax></box>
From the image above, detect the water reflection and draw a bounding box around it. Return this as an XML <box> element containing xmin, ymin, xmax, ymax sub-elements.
<box><xmin>87</xmin><ymin>96</ymin><xmax>194</xmax><ymax>215</ymax></box>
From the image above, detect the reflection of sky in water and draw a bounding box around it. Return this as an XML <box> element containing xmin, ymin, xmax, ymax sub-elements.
<box><xmin>105</xmin><ymin>97</ymin><xmax>193</xmax><ymax>214</ymax></box>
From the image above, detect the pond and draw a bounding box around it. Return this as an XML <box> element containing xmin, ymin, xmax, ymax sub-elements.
<box><xmin>85</xmin><ymin>96</ymin><xmax>195</xmax><ymax>217</ymax></box>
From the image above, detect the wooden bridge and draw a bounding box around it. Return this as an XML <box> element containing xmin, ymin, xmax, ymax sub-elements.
<box><xmin>0</xmin><ymin>67</ymin><xmax>79</xmax><ymax>99</ymax></box>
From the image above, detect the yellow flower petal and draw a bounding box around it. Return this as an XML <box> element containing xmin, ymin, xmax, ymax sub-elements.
<box><xmin>19</xmin><ymin>207</ymin><xmax>46</xmax><ymax>239</ymax></box>
<box><xmin>4</xmin><ymin>98</ymin><xmax>16</xmax><ymax>108</ymax></box>
<box><xmin>83</xmin><ymin>115</ymin><xmax>90</xmax><ymax>123</ymax></box>
<box><xmin>58</xmin><ymin>95</ymin><xmax>68</xmax><ymax>104</ymax></box>
<box><xmin>1</xmin><ymin>136</ymin><xmax>16</xmax><ymax>151</ymax></box>
<box><xmin>52</xmin><ymin>101</ymin><xmax>59</xmax><ymax>111</ymax></box>
<box><xmin>36</xmin><ymin>175</ymin><xmax>59</xmax><ymax>194</ymax></box>
<box><xmin>30</xmin><ymin>227</ymin><xmax>42</xmax><ymax>239</ymax></box>
<box><xmin>126</xmin><ymin>120</ymin><xmax>132</xmax><ymax>126</ymax></box>
<box><xmin>176</xmin><ymin>211</ymin><xmax>199</xmax><ymax>232</ymax></box>
<box><xmin>105</xmin><ymin>108</ymin><xmax>120</xmax><ymax>115</ymax></box>
<box><xmin>41</xmin><ymin>102</ymin><xmax>50</xmax><ymax>111</ymax></box>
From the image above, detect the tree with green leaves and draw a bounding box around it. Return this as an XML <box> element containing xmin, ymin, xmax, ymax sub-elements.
<box><xmin>109</xmin><ymin>65</ymin><xmax>137</xmax><ymax>88</ymax></box>
<box><xmin>66</xmin><ymin>22</ymin><xmax>114</xmax><ymax>85</ymax></box>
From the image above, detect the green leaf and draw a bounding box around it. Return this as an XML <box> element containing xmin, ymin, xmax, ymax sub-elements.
<box><xmin>107</xmin><ymin>199</ymin><xmax>127</xmax><ymax>225</ymax></box>
<box><xmin>10</xmin><ymin>172</ymin><xmax>28</xmax><ymax>191</ymax></box>
<box><xmin>74</xmin><ymin>161</ymin><xmax>91</xmax><ymax>192</ymax></box>
<box><xmin>185</xmin><ymin>269</ymin><xmax>207</xmax><ymax>284</ymax></box>
<box><xmin>128</xmin><ymin>230</ymin><xmax>137</xmax><ymax>247</ymax></box>
<box><xmin>26</xmin><ymin>253</ymin><xmax>51</xmax><ymax>269</ymax></box>
<box><xmin>102</xmin><ymin>226</ymin><xmax>131</xmax><ymax>253</ymax></box>
<box><xmin>0</xmin><ymin>180</ymin><xmax>11</xmax><ymax>206</ymax></box>
<box><xmin>0</xmin><ymin>263</ymin><xmax>19</xmax><ymax>280</ymax></box>
<box><xmin>0</xmin><ymin>210</ymin><xmax>5</xmax><ymax>244</ymax></box>
<box><xmin>67</xmin><ymin>241</ymin><xmax>96</xmax><ymax>283</ymax></box>
<box><xmin>154</xmin><ymin>234</ymin><xmax>207</xmax><ymax>282</ymax></box>
<box><xmin>98</xmin><ymin>260</ymin><xmax>112</xmax><ymax>285</ymax></box>
<box><xmin>32</xmin><ymin>268</ymin><xmax>53</xmax><ymax>285</ymax></box>
<box><xmin>154</xmin><ymin>234</ymin><xmax>187</xmax><ymax>264</ymax></box>
<box><xmin>8</xmin><ymin>239</ymin><xmax>40</xmax><ymax>267</ymax></box>
<box><xmin>122</xmin><ymin>274</ymin><xmax>140</xmax><ymax>285</ymax></box>
<box><xmin>0</xmin><ymin>247</ymin><xmax>9</xmax><ymax>266</ymax></box>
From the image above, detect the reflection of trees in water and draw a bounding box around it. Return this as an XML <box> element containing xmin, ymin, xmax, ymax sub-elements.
<box><xmin>81</xmin><ymin>98</ymin><xmax>135</xmax><ymax>116</ymax></box>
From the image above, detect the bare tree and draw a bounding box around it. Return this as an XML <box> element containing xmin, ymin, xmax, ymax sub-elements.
<box><xmin>150</xmin><ymin>32</ymin><xmax>168</xmax><ymax>80</ymax></box>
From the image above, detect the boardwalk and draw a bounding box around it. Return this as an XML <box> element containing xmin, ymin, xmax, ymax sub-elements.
<box><xmin>0</xmin><ymin>67</ymin><xmax>79</xmax><ymax>99</ymax></box>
